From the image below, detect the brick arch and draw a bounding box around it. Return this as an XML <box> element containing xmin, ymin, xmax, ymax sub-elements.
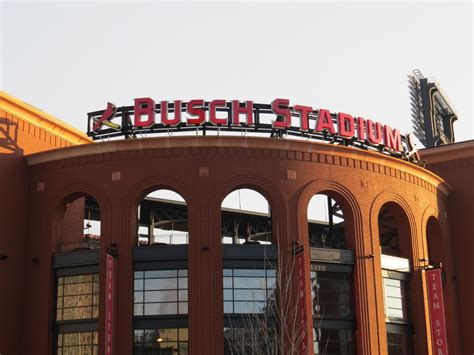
<box><xmin>209</xmin><ymin>174</ymin><xmax>287</xmax><ymax>247</ymax></box>
<box><xmin>369</xmin><ymin>191</ymin><xmax>430</xmax><ymax>354</ymax></box>
<box><xmin>420</xmin><ymin>207</ymin><xmax>441</xmax><ymax>263</ymax></box>
<box><xmin>369</xmin><ymin>191</ymin><xmax>418</xmax><ymax>262</ymax></box>
<box><xmin>296</xmin><ymin>179</ymin><xmax>363</xmax><ymax>251</ymax></box>
<box><xmin>49</xmin><ymin>182</ymin><xmax>111</xmax><ymax>251</ymax></box>
<box><xmin>121</xmin><ymin>175</ymin><xmax>198</xmax><ymax>247</ymax></box>
<box><xmin>296</xmin><ymin>179</ymin><xmax>372</xmax><ymax>354</ymax></box>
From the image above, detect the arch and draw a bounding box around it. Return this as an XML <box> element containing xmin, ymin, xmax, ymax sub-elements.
<box><xmin>297</xmin><ymin>179</ymin><xmax>363</xmax><ymax>252</ymax></box>
<box><xmin>49</xmin><ymin>182</ymin><xmax>111</xmax><ymax>252</ymax></box>
<box><xmin>369</xmin><ymin>191</ymin><xmax>418</xmax><ymax>262</ymax></box>
<box><xmin>122</xmin><ymin>175</ymin><xmax>197</xmax><ymax>247</ymax></box>
<box><xmin>370</xmin><ymin>191</ymin><xmax>430</xmax><ymax>354</ymax></box>
<box><xmin>137</xmin><ymin>189</ymin><xmax>188</xmax><ymax>246</ymax></box>
<box><xmin>210</xmin><ymin>174</ymin><xmax>287</xmax><ymax>247</ymax></box>
<box><xmin>426</xmin><ymin>216</ymin><xmax>444</xmax><ymax>266</ymax></box>
<box><xmin>221</xmin><ymin>188</ymin><xmax>272</xmax><ymax>245</ymax></box>
<box><xmin>297</xmin><ymin>179</ymin><xmax>367</xmax><ymax>353</ymax></box>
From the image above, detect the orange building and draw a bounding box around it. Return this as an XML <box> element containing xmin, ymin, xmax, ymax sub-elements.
<box><xmin>0</xmin><ymin>91</ymin><xmax>472</xmax><ymax>355</ymax></box>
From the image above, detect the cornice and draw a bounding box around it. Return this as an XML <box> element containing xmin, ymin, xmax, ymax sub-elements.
<box><xmin>0</xmin><ymin>91</ymin><xmax>92</xmax><ymax>145</ymax></box>
<box><xmin>420</xmin><ymin>140</ymin><xmax>474</xmax><ymax>164</ymax></box>
<box><xmin>25</xmin><ymin>136</ymin><xmax>451</xmax><ymax>198</ymax></box>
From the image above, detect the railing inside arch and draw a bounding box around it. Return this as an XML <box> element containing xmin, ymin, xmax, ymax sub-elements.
<box><xmin>87</xmin><ymin>99</ymin><xmax>420</xmax><ymax>163</ymax></box>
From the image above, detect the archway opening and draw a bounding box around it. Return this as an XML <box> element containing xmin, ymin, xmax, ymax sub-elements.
<box><xmin>53</xmin><ymin>193</ymin><xmax>101</xmax><ymax>354</ymax></box>
<box><xmin>221</xmin><ymin>188</ymin><xmax>272</xmax><ymax>245</ymax></box>
<box><xmin>57</xmin><ymin>194</ymin><xmax>101</xmax><ymax>252</ymax></box>
<box><xmin>137</xmin><ymin>189</ymin><xmax>188</xmax><ymax>246</ymax></box>
<box><xmin>307</xmin><ymin>193</ymin><xmax>356</xmax><ymax>354</ymax></box>
<box><xmin>221</xmin><ymin>188</ymin><xmax>277</xmax><ymax>353</ymax></box>
<box><xmin>133</xmin><ymin>189</ymin><xmax>190</xmax><ymax>353</ymax></box>
<box><xmin>427</xmin><ymin>216</ymin><xmax>443</xmax><ymax>266</ymax></box>
<box><xmin>308</xmin><ymin>194</ymin><xmax>346</xmax><ymax>249</ymax></box>
<box><xmin>377</xmin><ymin>202</ymin><xmax>414</xmax><ymax>355</ymax></box>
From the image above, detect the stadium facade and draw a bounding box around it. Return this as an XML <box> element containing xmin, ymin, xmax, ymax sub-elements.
<box><xmin>0</xmin><ymin>91</ymin><xmax>472</xmax><ymax>355</ymax></box>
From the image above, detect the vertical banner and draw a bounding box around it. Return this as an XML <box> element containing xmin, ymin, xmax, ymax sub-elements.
<box><xmin>426</xmin><ymin>268</ymin><xmax>448</xmax><ymax>355</ymax></box>
<box><xmin>105</xmin><ymin>253</ymin><xmax>115</xmax><ymax>355</ymax></box>
<box><xmin>295</xmin><ymin>247</ymin><xmax>308</xmax><ymax>355</ymax></box>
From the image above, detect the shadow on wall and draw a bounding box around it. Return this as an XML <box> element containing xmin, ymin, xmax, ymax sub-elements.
<box><xmin>0</xmin><ymin>117</ymin><xmax>23</xmax><ymax>155</ymax></box>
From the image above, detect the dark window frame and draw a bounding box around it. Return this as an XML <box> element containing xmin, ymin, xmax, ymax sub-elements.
<box><xmin>53</xmin><ymin>250</ymin><xmax>100</xmax><ymax>355</ymax></box>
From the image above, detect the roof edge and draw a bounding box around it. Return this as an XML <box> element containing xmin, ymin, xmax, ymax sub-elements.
<box><xmin>0</xmin><ymin>91</ymin><xmax>92</xmax><ymax>145</ymax></box>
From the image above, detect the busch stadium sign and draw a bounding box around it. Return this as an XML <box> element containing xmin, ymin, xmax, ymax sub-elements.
<box><xmin>87</xmin><ymin>98</ymin><xmax>419</xmax><ymax>162</ymax></box>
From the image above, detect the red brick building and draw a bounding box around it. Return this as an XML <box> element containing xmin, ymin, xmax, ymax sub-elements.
<box><xmin>0</xmin><ymin>91</ymin><xmax>472</xmax><ymax>355</ymax></box>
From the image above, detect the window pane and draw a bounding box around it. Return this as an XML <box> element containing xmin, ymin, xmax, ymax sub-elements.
<box><xmin>313</xmin><ymin>328</ymin><xmax>355</xmax><ymax>355</ymax></box>
<box><xmin>134</xmin><ymin>328</ymin><xmax>188</xmax><ymax>354</ymax></box>
<box><xmin>234</xmin><ymin>269</ymin><xmax>266</xmax><ymax>277</ymax></box>
<box><xmin>178</xmin><ymin>278</ymin><xmax>188</xmax><ymax>289</ymax></box>
<box><xmin>178</xmin><ymin>290</ymin><xmax>188</xmax><ymax>301</ymax></box>
<box><xmin>234</xmin><ymin>278</ymin><xmax>265</xmax><ymax>289</ymax></box>
<box><xmin>224</xmin><ymin>326</ymin><xmax>276</xmax><ymax>354</ymax></box>
<box><xmin>145</xmin><ymin>278</ymin><xmax>177</xmax><ymax>290</ymax></box>
<box><xmin>178</xmin><ymin>302</ymin><xmax>188</xmax><ymax>314</ymax></box>
<box><xmin>145</xmin><ymin>290</ymin><xmax>177</xmax><ymax>302</ymax></box>
<box><xmin>311</xmin><ymin>270</ymin><xmax>354</xmax><ymax>319</ymax></box>
<box><xmin>145</xmin><ymin>270</ymin><xmax>177</xmax><ymax>278</ymax></box>
<box><xmin>56</xmin><ymin>274</ymin><xmax>99</xmax><ymax>321</ymax></box>
<box><xmin>387</xmin><ymin>331</ymin><xmax>414</xmax><ymax>355</ymax></box>
<box><xmin>56</xmin><ymin>331</ymin><xmax>98</xmax><ymax>354</ymax></box>
<box><xmin>383</xmin><ymin>276</ymin><xmax>411</xmax><ymax>322</ymax></box>
<box><xmin>134</xmin><ymin>279</ymin><xmax>143</xmax><ymax>291</ymax></box>
<box><xmin>144</xmin><ymin>303</ymin><xmax>178</xmax><ymax>315</ymax></box>
<box><xmin>134</xmin><ymin>268</ymin><xmax>188</xmax><ymax>316</ymax></box>
<box><xmin>234</xmin><ymin>289</ymin><xmax>266</xmax><ymax>301</ymax></box>
<box><xmin>224</xmin><ymin>301</ymin><xmax>233</xmax><ymax>313</ymax></box>
<box><xmin>223</xmin><ymin>268</ymin><xmax>276</xmax><ymax>315</ymax></box>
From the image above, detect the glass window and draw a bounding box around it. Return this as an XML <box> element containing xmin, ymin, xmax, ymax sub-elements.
<box><xmin>310</xmin><ymin>270</ymin><xmax>354</xmax><ymax>319</ymax></box>
<box><xmin>56</xmin><ymin>274</ymin><xmax>99</xmax><ymax>321</ymax></box>
<box><xmin>223</xmin><ymin>268</ymin><xmax>276</xmax><ymax>314</ymax></box>
<box><xmin>387</xmin><ymin>331</ymin><xmax>414</xmax><ymax>355</ymax></box>
<box><xmin>382</xmin><ymin>271</ymin><xmax>411</xmax><ymax>322</ymax></box>
<box><xmin>134</xmin><ymin>328</ymin><xmax>188</xmax><ymax>355</ymax></box>
<box><xmin>134</xmin><ymin>269</ymin><xmax>188</xmax><ymax>316</ymax></box>
<box><xmin>313</xmin><ymin>328</ymin><xmax>355</xmax><ymax>355</ymax></box>
<box><xmin>224</xmin><ymin>326</ymin><xmax>276</xmax><ymax>355</ymax></box>
<box><xmin>57</xmin><ymin>331</ymin><xmax>98</xmax><ymax>355</ymax></box>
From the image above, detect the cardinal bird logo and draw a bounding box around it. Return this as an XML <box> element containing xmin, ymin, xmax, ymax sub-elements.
<box><xmin>92</xmin><ymin>102</ymin><xmax>120</xmax><ymax>132</ymax></box>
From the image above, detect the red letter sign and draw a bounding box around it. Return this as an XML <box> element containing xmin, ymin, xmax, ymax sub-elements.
<box><xmin>337</xmin><ymin>112</ymin><xmax>355</xmax><ymax>138</ymax></box>
<box><xmin>294</xmin><ymin>105</ymin><xmax>312</xmax><ymax>132</ymax></box>
<box><xmin>426</xmin><ymin>268</ymin><xmax>449</xmax><ymax>355</ymax></box>
<box><xmin>366</xmin><ymin>119</ymin><xmax>382</xmax><ymax>145</ymax></box>
<box><xmin>315</xmin><ymin>109</ymin><xmax>336</xmax><ymax>135</ymax></box>
<box><xmin>134</xmin><ymin>98</ymin><xmax>155</xmax><ymax>127</ymax></box>
<box><xmin>383</xmin><ymin>125</ymin><xmax>402</xmax><ymax>152</ymax></box>
<box><xmin>271</xmin><ymin>98</ymin><xmax>291</xmax><ymax>129</ymax></box>
<box><xmin>161</xmin><ymin>100</ymin><xmax>182</xmax><ymax>126</ymax></box>
<box><xmin>232</xmin><ymin>100</ymin><xmax>254</xmax><ymax>125</ymax></box>
<box><xmin>209</xmin><ymin>99</ymin><xmax>227</xmax><ymax>125</ymax></box>
<box><xmin>356</xmin><ymin>117</ymin><xmax>366</xmax><ymax>141</ymax></box>
<box><xmin>187</xmin><ymin>100</ymin><xmax>206</xmax><ymax>125</ymax></box>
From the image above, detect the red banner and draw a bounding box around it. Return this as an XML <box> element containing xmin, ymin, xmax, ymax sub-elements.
<box><xmin>426</xmin><ymin>268</ymin><xmax>448</xmax><ymax>355</ymax></box>
<box><xmin>105</xmin><ymin>253</ymin><xmax>115</xmax><ymax>355</ymax></box>
<box><xmin>296</xmin><ymin>248</ymin><xmax>308</xmax><ymax>355</ymax></box>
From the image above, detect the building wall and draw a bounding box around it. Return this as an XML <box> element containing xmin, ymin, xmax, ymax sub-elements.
<box><xmin>19</xmin><ymin>136</ymin><xmax>458</xmax><ymax>355</ymax></box>
<box><xmin>421</xmin><ymin>141</ymin><xmax>474</xmax><ymax>354</ymax></box>
<box><xmin>0</xmin><ymin>92</ymin><xmax>92</xmax><ymax>355</ymax></box>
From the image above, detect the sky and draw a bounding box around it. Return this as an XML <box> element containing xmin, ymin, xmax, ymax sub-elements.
<box><xmin>1</xmin><ymin>1</ymin><xmax>472</xmax><ymax>144</ymax></box>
